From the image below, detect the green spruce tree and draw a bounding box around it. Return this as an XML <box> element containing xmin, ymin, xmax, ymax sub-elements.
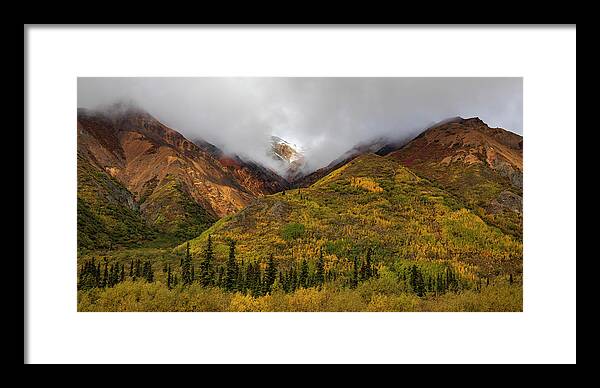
<box><xmin>365</xmin><ymin>247</ymin><xmax>373</xmax><ymax>280</ymax></box>
<box><xmin>299</xmin><ymin>259</ymin><xmax>309</xmax><ymax>289</ymax></box>
<box><xmin>101</xmin><ymin>258</ymin><xmax>108</xmax><ymax>288</ymax></box>
<box><xmin>181</xmin><ymin>242</ymin><xmax>192</xmax><ymax>285</ymax></box>
<box><xmin>314</xmin><ymin>249</ymin><xmax>325</xmax><ymax>287</ymax></box>
<box><xmin>167</xmin><ymin>264</ymin><xmax>172</xmax><ymax>290</ymax></box>
<box><xmin>225</xmin><ymin>240</ymin><xmax>239</xmax><ymax>292</ymax></box>
<box><xmin>352</xmin><ymin>257</ymin><xmax>359</xmax><ymax>288</ymax></box>
<box><xmin>199</xmin><ymin>235</ymin><xmax>214</xmax><ymax>287</ymax></box>
<box><xmin>263</xmin><ymin>254</ymin><xmax>277</xmax><ymax>294</ymax></box>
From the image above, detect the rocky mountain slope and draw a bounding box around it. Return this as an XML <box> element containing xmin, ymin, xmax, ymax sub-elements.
<box><xmin>194</xmin><ymin>138</ymin><xmax>289</xmax><ymax>196</ymax></box>
<box><xmin>77</xmin><ymin>105</ymin><xmax>288</xmax><ymax>246</ymax></box>
<box><xmin>270</xmin><ymin>136</ymin><xmax>306</xmax><ymax>181</ymax></box>
<box><xmin>385</xmin><ymin>117</ymin><xmax>523</xmax><ymax>237</ymax></box>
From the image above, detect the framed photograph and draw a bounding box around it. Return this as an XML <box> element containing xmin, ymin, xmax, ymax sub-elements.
<box><xmin>25</xmin><ymin>25</ymin><xmax>576</xmax><ymax>364</ymax></box>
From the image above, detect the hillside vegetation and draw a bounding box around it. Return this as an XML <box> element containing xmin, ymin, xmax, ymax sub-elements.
<box><xmin>388</xmin><ymin>117</ymin><xmax>523</xmax><ymax>237</ymax></box>
<box><xmin>78</xmin><ymin>279</ymin><xmax>521</xmax><ymax>312</ymax></box>
<box><xmin>139</xmin><ymin>175</ymin><xmax>215</xmax><ymax>241</ymax></box>
<box><xmin>181</xmin><ymin>154</ymin><xmax>521</xmax><ymax>280</ymax></box>
<box><xmin>77</xmin><ymin>154</ymin><xmax>156</xmax><ymax>252</ymax></box>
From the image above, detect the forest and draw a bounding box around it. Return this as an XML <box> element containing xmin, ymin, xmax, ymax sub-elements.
<box><xmin>78</xmin><ymin>233</ymin><xmax>522</xmax><ymax>312</ymax></box>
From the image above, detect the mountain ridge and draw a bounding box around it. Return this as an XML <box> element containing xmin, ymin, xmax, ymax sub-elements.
<box><xmin>387</xmin><ymin>116</ymin><xmax>523</xmax><ymax>237</ymax></box>
<box><xmin>77</xmin><ymin>106</ymin><xmax>290</xmax><ymax>246</ymax></box>
<box><xmin>78</xmin><ymin>107</ymin><xmax>523</xmax><ymax>250</ymax></box>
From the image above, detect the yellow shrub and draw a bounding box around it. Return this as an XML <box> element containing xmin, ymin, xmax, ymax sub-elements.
<box><xmin>350</xmin><ymin>177</ymin><xmax>384</xmax><ymax>193</ymax></box>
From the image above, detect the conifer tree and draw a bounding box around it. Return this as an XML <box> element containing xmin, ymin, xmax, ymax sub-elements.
<box><xmin>436</xmin><ymin>273</ymin><xmax>444</xmax><ymax>295</ymax></box>
<box><xmin>106</xmin><ymin>264</ymin><xmax>112</xmax><ymax>287</ymax></box>
<box><xmin>145</xmin><ymin>262</ymin><xmax>154</xmax><ymax>282</ymax></box>
<box><xmin>279</xmin><ymin>271</ymin><xmax>285</xmax><ymax>292</ymax></box>
<box><xmin>245</xmin><ymin>262</ymin><xmax>254</xmax><ymax>294</ymax></box>
<box><xmin>199</xmin><ymin>235</ymin><xmax>214</xmax><ymax>287</ymax></box>
<box><xmin>217</xmin><ymin>266</ymin><xmax>225</xmax><ymax>287</ymax></box>
<box><xmin>108</xmin><ymin>264</ymin><xmax>114</xmax><ymax>287</ymax></box>
<box><xmin>445</xmin><ymin>266</ymin><xmax>457</xmax><ymax>292</ymax></box>
<box><xmin>114</xmin><ymin>264</ymin><xmax>119</xmax><ymax>286</ymax></box>
<box><xmin>409</xmin><ymin>265</ymin><xmax>418</xmax><ymax>294</ymax></box>
<box><xmin>263</xmin><ymin>254</ymin><xmax>277</xmax><ymax>293</ymax></box>
<box><xmin>246</xmin><ymin>261</ymin><xmax>262</xmax><ymax>296</ymax></box>
<box><xmin>410</xmin><ymin>265</ymin><xmax>425</xmax><ymax>296</ymax></box>
<box><xmin>167</xmin><ymin>264</ymin><xmax>172</xmax><ymax>290</ymax></box>
<box><xmin>365</xmin><ymin>247</ymin><xmax>373</xmax><ymax>280</ymax></box>
<box><xmin>237</xmin><ymin>258</ymin><xmax>245</xmax><ymax>293</ymax></box>
<box><xmin>352</xmin><ymin>257</ymin><xmax>359</xmax><ymax>288</ymax></box>
<box><xmin>289</xmin><ymin>266</ymin><xmax>297</xmax><ymax>292</ymax></box>
<box><xmin>182</xmin><ymin>242</ymin><xmax>192</xmax><ymax>285</ymax></box>
<box><xmin>315</xmin><ymin>250</ymin><xmax>325</xmax><ymax>287</ymax></box>
<box><xmin>359</xmin><ymin>260</ymin><xmax>367</xmax><ymax>281</ymax></box>
<box><xmin>299</xmin><ymin>259</ymin><xmax>309</xmax><ymax>289</ymax></box>
<box><xmin>255</xmin><ymin>262</ymin><xmax>263</xmax><ymax>296</ymax></box>
<box><xmin>416</xmin><ymin>268</ymin><xmax>425</xmax><ymax>296</ymax></box>
<box><xmin>225</xmin><ymin>240</ymin><xmax>238</xmax><ymax>292</ymax></box>
<box><xmin>101</xmin><ymin>258</ymin><xmax>108</xmax><ymax>288</ymax></box>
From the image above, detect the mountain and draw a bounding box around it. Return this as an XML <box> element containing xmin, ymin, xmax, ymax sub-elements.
<box><xmin>77</xmin><ymin>105</ymin><xmax>287</xmax><ymax>246</ymax></box>
<box><xmin>269</xmin><ymin>136</ymin><xmax>306</xmax><ymax>181</ymax></box>
<box><xmin>385</xmin><ymin>117</ymin><xmax>523</xmax><ymax>237</ymax></box>
<box><xmin>270</xmin><ymin>136</ymin><xmax>303</xmax><ymax>164</ymax></box>
<box><xmin>293</xmin><ymin>137</ymin><xmax>395</xmax><ymax>188</ymax></box>
<box><xmin>181</xmin><ymin>152</ymin><xmax>522</xmax><ymax>279</ymax></box>
<box><xmin>193</xmin><ymin>138</ymin><xmax>289</xmax><ymax>196</ymax></box>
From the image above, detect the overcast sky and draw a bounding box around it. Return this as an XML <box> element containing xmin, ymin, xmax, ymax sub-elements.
<box><xmin>78</xmin><ymin>77</ymin><xmax>522</xmax><ymax>174</ymax></box>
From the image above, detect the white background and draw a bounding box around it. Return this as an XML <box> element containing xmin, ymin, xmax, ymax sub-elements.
<box><xmin>25</xmin><ymin>26</ymin><xmax>576</xmax><ymax>364</ymax></box>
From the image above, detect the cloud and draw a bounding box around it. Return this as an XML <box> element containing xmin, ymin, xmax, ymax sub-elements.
<box><xmin>78</xmin><ymin>77</ymin><xmax>523</xmax><ymax>174</ymax></box>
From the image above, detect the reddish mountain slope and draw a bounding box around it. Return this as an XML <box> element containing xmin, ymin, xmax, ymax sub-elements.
<box><xmin>387</xmin><ymin>117</ymin><xmax>523</xmax><ymax>236</ymax></box>
<box><xmin>193</xmin><ymin>138</ymin><xmax>289</xmax><ymax>196</ymax></box>
<box><xmin>77</xmin><ymin>106</ymin><xmax>288</xmax><ymax>240</ymax></box>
